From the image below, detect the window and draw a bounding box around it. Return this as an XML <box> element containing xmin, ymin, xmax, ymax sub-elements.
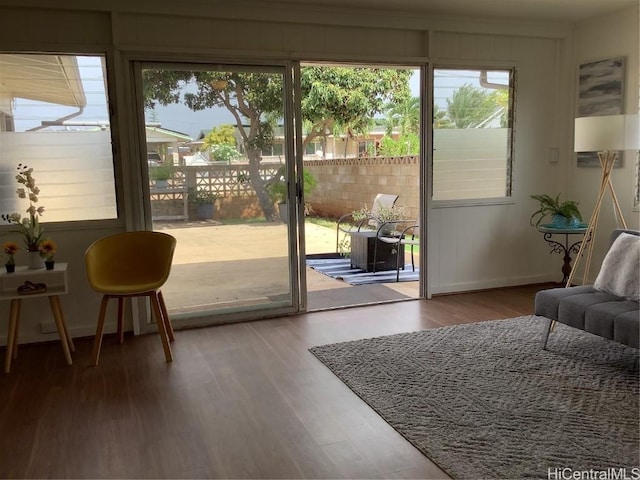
<box><xmin>0</xmin><ymin>53</ymin><xmax>117</xmax><ymax>221</ymax></box>
<box><xmin>358</xmin><ymin>140</ymin><xmax>375</xmax><ymax>157</ymax></box>
<box><xmin>432</xmin><ymin>67</ymin><xmax>515</xmax><ymax>201</ymax></box>
<box><xmin>304</xmin><ymin>140</ymin><xmax>323</xmax><ymax>156</ymax></box>
<box><xmin>261</xmin><ymin>143</ymin><xmax>284</xmax><ymax>157</ymax></box>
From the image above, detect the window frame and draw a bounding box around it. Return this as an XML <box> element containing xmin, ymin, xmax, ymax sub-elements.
<box><xmin>0</xmin><ymin>50</ymin><xmax>123</xmax><ymax>226</ymax></box>
<box><xmin>430</xmin><ymin>64</ymin><xmax>517</xmax><ymax>208</ymax></box>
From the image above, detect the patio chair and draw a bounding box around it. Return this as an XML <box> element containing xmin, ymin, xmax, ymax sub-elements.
<box><xmin>336</xmin><ymin>193</ymin><xmax>399</xmax><ymax>252</ymax></box>
<box><xmin>373</xmin><ymin>220</ymin><xmax>420</xmax><ymax>282</ymax></box>
<box><xmin>85</xmin><ymin>231</ymin><xmax>177</xmax><ymax>365</ymax></box>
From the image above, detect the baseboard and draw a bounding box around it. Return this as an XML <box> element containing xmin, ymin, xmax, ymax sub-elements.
<box><xmin>0</xmin><ymin>324</ymin><xmax>109</xmax><ymax>347</ymax></box>
<box><xmin>430</xmin><ymin>274</ymin><xmax>553</xmax><ymax>295</ymax></box>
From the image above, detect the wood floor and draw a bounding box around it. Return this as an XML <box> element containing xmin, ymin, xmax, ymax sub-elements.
<box><xmin>0</xmin><ymin>284</ymin><xmax>546</xmax><ymax>479</ymax></box>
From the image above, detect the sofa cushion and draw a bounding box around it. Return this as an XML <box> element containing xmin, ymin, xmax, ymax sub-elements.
<box><xmin>557</xmin><ymin>292</ymin><xmax>622</xmax><ymax>330</ymax></box>
<box><xmin>534</xmin><ymin>285</ymin><xmax>596</xmax><ymax>320</ymax></box>
<box><xmin>584</xmin><ymin>300</ymin><xmax>640</xmax><ymax>343</ymax></box>
<box><xmin>594</xmin><ymin>232</ymin><xmax>640</xmax><ymax>301</ymax></box>
<box><xmin>613</xmin><ymin>310</ymin><xmax>640</xmax><ymax>348</ymax></box>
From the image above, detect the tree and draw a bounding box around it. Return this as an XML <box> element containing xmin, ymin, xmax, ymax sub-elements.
<box><xmin>378</xmin><ymin>133</ymin><xmax>419</xmax><ymax>156</ymax></box>
<box><xmin>143</xmin><ymin>67</ymin><xmax>410</xmax><ymax>221</ymax></box>
<box><xmin>446</xmin><ymin>84</ymin><xmax>497</xmax><ymax>128</ymax></box>
<box><xmin>211</xmin><ymin>144</ymin><xmax>240</xmax><ymax>163</ymax></box>
<box><xmin>383</xmin><ymin>96</ymin><xmax>419</xmax><ymax>135</ymax></box>
<box><xmin>433</xmin><ymin>104</ymin><xmax>454</xmax><ymax>129</ymax></box>
<box><xmin>201</xmin><ymin>123</ymin><xmax>236</xmax><ymax>152</ymax></box>
<box><xmin>301</xmin><ymin>67</ymin><xmax>411</xmax><ymax>151</ymax></box>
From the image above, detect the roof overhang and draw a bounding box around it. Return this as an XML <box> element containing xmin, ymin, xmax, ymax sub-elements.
<box><xmin>0</xmin><ymin>54</ymin><xmax>87</xmax><ymax>108</ymax></box>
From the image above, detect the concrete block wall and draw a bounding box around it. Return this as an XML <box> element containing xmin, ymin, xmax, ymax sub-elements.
<box><xmin>305</xmin><ymin>155</ymin><xmax>419</xmax><ymax>220</ymax></box>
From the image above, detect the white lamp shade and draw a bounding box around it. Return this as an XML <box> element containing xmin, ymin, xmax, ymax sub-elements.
<box><xmin>574</xmin><ymin>114</ymin><xmax>640</xmax><ymax>152</ymax></box>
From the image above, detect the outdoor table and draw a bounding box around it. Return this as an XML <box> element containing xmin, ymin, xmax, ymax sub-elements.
<box><xmin>350</xmin><ymin>230</ymin><xmax>405</xmax><ymax>272</ymax></box>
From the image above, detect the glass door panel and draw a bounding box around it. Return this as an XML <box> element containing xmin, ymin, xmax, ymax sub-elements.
<box><xmin>139</xmin><ymin>63</ymin><xmax>299</xmax><ymax>325</ymax></box>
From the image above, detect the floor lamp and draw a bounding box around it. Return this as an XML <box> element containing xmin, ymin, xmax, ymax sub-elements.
<box><xmin>568</xmin><ymin>113</ymin><xmax>640</xmax><ymax>287</ymax></box>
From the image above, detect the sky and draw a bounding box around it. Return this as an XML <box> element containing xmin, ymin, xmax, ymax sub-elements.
<box><xmin>11</xmin><ymin>58</ymin><xmax>507</xmax><ymax>139</ymax></box>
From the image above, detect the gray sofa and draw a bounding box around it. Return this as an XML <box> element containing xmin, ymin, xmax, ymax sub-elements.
<box><xmin>535</xmin><ymin>229</ymin><xmax>640</xmax><ymax>349</ymax></box>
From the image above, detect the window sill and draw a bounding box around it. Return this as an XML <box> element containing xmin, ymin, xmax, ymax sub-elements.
<box><xmin>432</xmin><ymin>197</ymin><xmax>515</xmax><ymax>208</ymax></box>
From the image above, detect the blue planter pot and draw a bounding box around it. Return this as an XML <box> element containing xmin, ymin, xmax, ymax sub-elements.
<box><xmin>197</xmin><ymin>203</ymin><xmax>215</xmax><ymax>220</ymax></box>
<box><xmin>552</xmin><ymin>214</ymin><xmax>580</xmax><ymax>228</ymax></box>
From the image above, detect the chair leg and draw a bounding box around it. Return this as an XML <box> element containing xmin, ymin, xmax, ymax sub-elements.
<box><xmin>542</xmin><ymin>318</ymin><xmax>553</xmax><ymax>350</ymax></box>
<box><xmin>91</xmin><ymin>296</ymin><xmax>110</xmax><ymax>366</ymax></box>
<box><xmin>158</xmin><ymin>290</ymin><xmax>174</xmax><ymax>342</ymax></box>
<box><xmin>150</xmin><ymin>292</ymin><xmax>173</xmax><ymax>362</ymax></box>
<box><xmin>117</xmin><ymin>297</ymin><xmax>125</xmax><ymax>344</ymax></box>
<box><xmin>411</xmin><ymin>245</ymin><xmax>415</xmax><ymax>272</ymax></box>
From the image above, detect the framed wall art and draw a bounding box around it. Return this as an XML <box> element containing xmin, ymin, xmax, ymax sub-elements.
<box><xmin>576</xmin><ymin>57</ymin><xmax>626</xmax><ymax>168</ymax></box>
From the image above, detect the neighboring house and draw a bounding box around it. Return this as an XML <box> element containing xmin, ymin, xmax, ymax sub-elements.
<box><xmin>145</xmin><ymin>125</ymin><xmax>192</xmax><ymax>164</ymax></box>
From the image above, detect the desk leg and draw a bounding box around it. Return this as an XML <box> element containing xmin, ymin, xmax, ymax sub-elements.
<box><xmin>50</xmin><ymin>295</ymin><xmax>74</xmax><ymax>353</ymax></box>
<box><xmin>4</xmin><ymin>299</ymin><xmax>20</xmax><ymax>374</ymax></box>
<box><xmin>49</xmin><ymin>296</ymin><xmax>73</xmax><ymax>365</ymax></box>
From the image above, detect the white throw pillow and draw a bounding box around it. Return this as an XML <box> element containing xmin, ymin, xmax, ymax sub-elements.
<box><xmin>593</xmin><ymin>233</ymin><xmax>640</xmax><ymax>301</ymax></box>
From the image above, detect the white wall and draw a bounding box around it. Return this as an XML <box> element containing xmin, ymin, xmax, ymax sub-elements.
<box><xmin>427</xmin><ymin>32</ymin><xmax>573</xmax><ymax>293</ymax></box>
<box><xmin>0</xmin><ymin>0</ymin><xmax>629</xmax><ymax>343</ymax></box>
<box><xmin>570</xmin><ymin>5</ymin><xmax>640</xmax><ymax>283</ymax></box>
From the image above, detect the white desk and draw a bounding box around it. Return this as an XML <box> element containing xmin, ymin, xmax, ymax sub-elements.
<box><xmin>0</xmin><ymin>263</ymin><xmax>74</xmax><ymax>373</ymax></box>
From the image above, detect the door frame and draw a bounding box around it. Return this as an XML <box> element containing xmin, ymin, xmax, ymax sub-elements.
<box><xmin>127</xmin><ymin>56</ymin><xmax>305</xmax><ymax>333</ymax></box>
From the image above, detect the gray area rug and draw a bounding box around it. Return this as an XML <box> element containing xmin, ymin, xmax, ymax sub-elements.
<box><xmin>309</xmin><ymin>316</ymin><xmax>640</xmax><ymax>479</ymax></box>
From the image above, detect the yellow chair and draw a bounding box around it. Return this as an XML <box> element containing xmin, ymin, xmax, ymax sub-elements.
<box><xmin>85</xmin><ymin>231</ymin><xmax>177</xmax><ymax>365</ymax></box>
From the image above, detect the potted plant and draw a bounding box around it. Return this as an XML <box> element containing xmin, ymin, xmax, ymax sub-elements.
<box><xmin>353</xmin><ymin>203</ymin><xmax>408</xmax><ymax>235</ymax></box>
<box><xmin>266</xmin><ymin>168</ymin><xmax>318</xmax><ymax>223</ymax></box>
<box><xmin>39</xmin><ymin>238</ymin><xmax>57</xmax><ymax>270</ymax></box>
<box><xmin>1</xmin><ymin>164</ymin><xmax>47</xmax><ymax>268</ymax></box>
<box><xmin>2</xmin><ymin>241</ymin><xmax>19</xmax><ymax>273</ymax></box>
<box><xmin>530</xmin><ymin>193</ymin><xmax>583</xmax><ymax>228</ymax></box>
<box><xmin>188</xmin><ymin>188</ymin><xmax>218</xmax><ymax>220</ymax></box>
<box><xmin>149</xmin><ymin>162</ymin><xmax>175</xmax><ymax>188</ymax></box>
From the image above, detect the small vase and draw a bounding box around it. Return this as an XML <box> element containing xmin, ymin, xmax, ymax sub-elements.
<box><xmin>551</xmin><ymin>214</ymin><xmax>570</xmax><ymax>228</ymax></box>
<box><xmin>5</xmin><ymin>263</ymin><xmax>15</xmax><ymax>273</ymax></box>
<box><xmin>28</xmin><ymin>251</ymin><xmax>45</xmax><ymax>269</ymax></box>
<box><xmin>45</xmin><ymin>260</ymin><xmax>55</xmax><ymax>271</ymax></box>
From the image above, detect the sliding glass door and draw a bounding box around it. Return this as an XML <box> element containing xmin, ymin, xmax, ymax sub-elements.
<box><xmin>135</xmin><ymin>61</ymin><xmax>303</xmax><ymax>327</ymax></box>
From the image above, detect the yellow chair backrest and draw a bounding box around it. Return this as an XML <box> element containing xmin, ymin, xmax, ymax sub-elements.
<box><xmin>85</xmin><ymin>231</ymin><xmax>176</xmax><ymax>294</ymax></box>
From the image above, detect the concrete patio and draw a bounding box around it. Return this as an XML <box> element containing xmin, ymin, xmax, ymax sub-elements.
<box><xmin>155</xmin><ymin>220</ymin><xmax>419</xmax><ymax>313</ymax></box>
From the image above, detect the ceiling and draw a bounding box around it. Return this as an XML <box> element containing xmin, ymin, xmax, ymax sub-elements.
<box><xmin>264</xmin><ymin>0</ymin><xmax>638</xmax><ymax>23</ymax></box>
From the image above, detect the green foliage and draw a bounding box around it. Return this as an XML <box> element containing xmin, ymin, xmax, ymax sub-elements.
<box><xmin>351</xmin><ymin>203</ymin><xmax>407</xmax><ymax>227</ymax></box>
<box><xmin>188</xmin><ymin>188</ymin><xmax>217</xmax><ymax>206</ymax></box>
<box><xmin>211</xmin><ymin>144</ymin><xmax>240</xmax><ymax>163</ymax></box>
<box><xmin>384</xmin><ymin>96</ymin><xmax>419</xmax><ymax>135</ymax></box>
<box><xmin>433</xmin><ymin>104</ymin><xmax>454</xmax><ymax>129</ymax></box>
<box><xmin>378</xmin><ymin>133</ymin><xmax>419</xmax><ymax>156</ymax></box>
<box><xmin>529</xmin><ymin>194</ymin><xmax>582</xmax><ymax>227</ymax></box>
<box><xmin>267</xmin><ymin>169</ymin><xmax>318</xmax><ymax>203</ymax></box>
<box><xmin>149</xmin><ymin>163</ymin><xmax>174</xmax><ymax>181</ymax></box>
<box><xmin>446</xmin><ymin>84</ymin><xmax>499</xmax><ymax>129</ymax></box>
<box><xmin>201</xmin><ymin>124</ymin><xmax>236</xmax><ymax>152</ymax></box>
<box><xmin>300</xmin><ymin>67</ymin><xmax>411</xmax><ymax>149</ymax></box>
